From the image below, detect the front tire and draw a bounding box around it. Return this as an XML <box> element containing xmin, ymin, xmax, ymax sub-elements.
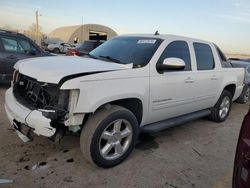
<box><xmin>80</xmin><ymin>105</ymin><xmax>139</xmax><ymax>168</ymax></box>
<box><xmin>209</xmin><ymin>90</ymin><xmax>232</xmax><ymax>122</ymax></box>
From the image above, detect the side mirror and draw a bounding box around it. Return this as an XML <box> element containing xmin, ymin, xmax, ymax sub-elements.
<box><xmin>157</xmin><ymin>58</ymin><xmax>185</xmax><ymax>71</ymax></box>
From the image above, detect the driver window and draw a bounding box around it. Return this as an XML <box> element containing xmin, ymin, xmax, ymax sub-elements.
<box><xmin>1</xmin><ymin>37</ymin><xmax>35</xmax><ymax>54</ymax></box>
<box><xmin>158</xmin><ymin>41</ymin><xmax>191</xmax><ymax>71</ymax></box>
<box><xmin>18</xmin><ymin>39</ymin><xmax>35</xmax><ymax>53</ymax></box>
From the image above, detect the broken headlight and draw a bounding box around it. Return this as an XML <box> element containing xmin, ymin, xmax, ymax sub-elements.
<box><xmin>41</xmin><ymin>90</ymin><xmax>70</xmax><ymax>121</ymax></box>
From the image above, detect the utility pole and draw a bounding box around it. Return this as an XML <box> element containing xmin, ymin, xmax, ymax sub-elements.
<box><xmin>35</xmin><ymin>10</ymin><xmax>39</xmax><ymax>33</ymax></box>
<box><xmin>80</xmin><ymin>16</ymin><xmax>83</xmax><ymax>43</ymax></box>
<box><xmin>35</xmin><ymin>11</ymin><xmax>41</xmax><ymax>45</ymax></box>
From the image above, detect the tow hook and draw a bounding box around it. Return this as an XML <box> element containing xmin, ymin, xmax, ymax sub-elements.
<box><xmin>50</xmin><ymin>128</ymin><xmax>66</xmax><ymax>144</ymax></box>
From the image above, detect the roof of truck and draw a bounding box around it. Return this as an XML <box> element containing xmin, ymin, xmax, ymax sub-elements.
<box><xmin>119</xmin><ymin>34</ymin><xmax>213</xmax><ymax>45</ymax></box>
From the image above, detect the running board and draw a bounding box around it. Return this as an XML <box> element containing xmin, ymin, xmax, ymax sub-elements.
<box><xmin>141</xmin><ymin>109</ymin><xmax>211</xmax><ymax>133</ymax></box>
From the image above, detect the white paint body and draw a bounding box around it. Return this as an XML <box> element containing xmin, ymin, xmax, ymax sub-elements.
<box><xmin>47</xmin><ymin>43</ymin><xmax>74</xmax><ymax>53</ymax></box>
<box><xmin>5</xmin><ymin>34</ymin><xmax>245</xmax><ymax>137</ymax></box>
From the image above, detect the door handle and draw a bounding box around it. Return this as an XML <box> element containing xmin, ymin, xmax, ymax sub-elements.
<box><xmin>211</xmin><ymin>75</ymin><xmax>218</xmax><ymax>81</ymax></box>
<box><xmin>185</xmin><ymin>77</ymin><xmax>195</xmax><ymax>83</ymax></box>
<box><xmin>6</xmin><ymin>55</ymin><xmax>17</xmax><ymax>59</ymax></box>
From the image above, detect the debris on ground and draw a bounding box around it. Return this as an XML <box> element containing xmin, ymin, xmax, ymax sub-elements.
<box><xmin>63</xmin><ymin>176</ymin><xmax>73</xmax><ymax>183</ymax></box>
<box><xmin>31</xmin><ymin>164</ymin><xmax>38</xmax><ymax>170</ymax></box>
<box><xmin>17</xmin><ymin>156</ymin><xmax>30</xmax><ymax>163</ymax></box>
<box><xmin>192</xmin><ymin>147</ymin><xmax>203</xmax><ymax>156</ymax></box>
<box><xmin>66</xmin><ymin>158</ymin><xmax>74</xmax><ymax>163</ymax></box>
<box><xmin>0</xmin><ymin>179</ymin><xmax>13</xmax><ymax>184</ymax></box>
<box><xmin>39</xmin><ymin>162</ymin><xmax>47</xmax><ymax>166</ymax></box>
<box><xmin>24</xmin><ymin>165</ymin><xmax>30</xmax><ymax>170</ymax></box>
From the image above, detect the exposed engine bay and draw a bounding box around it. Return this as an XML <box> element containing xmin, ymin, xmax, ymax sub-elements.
<box><xmin>12</xmin><ymin>71</ymin><xmax>69</xmax><ymax>122</ymax></box>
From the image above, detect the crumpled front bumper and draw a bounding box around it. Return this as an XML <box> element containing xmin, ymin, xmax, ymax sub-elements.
<box><xmin>4</xmin><ymin>88</ymin><xmax>56</xmax><ymax>140</ymax></box>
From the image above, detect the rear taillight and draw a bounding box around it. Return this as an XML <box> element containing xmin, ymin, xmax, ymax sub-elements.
<box><xmin>67</xmin><ymin>49</ymin><xmax>80</xmax><ymax>56</ymax></box>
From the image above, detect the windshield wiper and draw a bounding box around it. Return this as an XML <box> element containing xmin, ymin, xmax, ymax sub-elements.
<box><xmin>99</xmin><ymin>55</ymin><xmax>121</xmax><ymax>64</ymax></box>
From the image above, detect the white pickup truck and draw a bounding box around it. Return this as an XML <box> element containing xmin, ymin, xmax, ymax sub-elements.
<box><xmin>5</xmin><ymin>34</ymin><xmax>244</xmax><ymax>168</ymax></box>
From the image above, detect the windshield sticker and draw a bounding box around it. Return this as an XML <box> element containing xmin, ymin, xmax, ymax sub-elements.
<box><xmin>137</xmin><ymin>39</ymin><xmax>156</xmax><ymax>44</ymax></box>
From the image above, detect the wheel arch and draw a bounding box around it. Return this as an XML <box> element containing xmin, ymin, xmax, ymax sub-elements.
<box><xmin>223</xmin><ymin>84</ymin><xmax>236</xmax><ymax>98</ymax></box>
<box><xmin>94</xmin><ymin>98</ymin><xmax>144</xmax><ymax>125</ymax></box>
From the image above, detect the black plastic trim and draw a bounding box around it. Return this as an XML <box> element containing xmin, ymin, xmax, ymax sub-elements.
<box><xmin>141</xmin><ymin>109</ymin><xmax>211</xmax><ymax>133</ymax></box>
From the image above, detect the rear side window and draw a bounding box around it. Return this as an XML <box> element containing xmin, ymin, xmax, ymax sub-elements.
<box><xmin>194</xmin><ymin>43</ymin><xmax>214</xmax><ymax>70</ymax></box>
<box><xmin>1</xmin><ymin>36</ymin><xmax>36</xmax><ymax>53</ymax></box>
<box><xmin>158</xmin><ymin>41</ymin><xmax>191</xmax><ymax>71</ymax></box>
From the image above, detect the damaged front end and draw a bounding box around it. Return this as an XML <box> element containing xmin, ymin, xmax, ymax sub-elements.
<box><xmin>7</xmin><ymin>71</ymin><xmax>76</xmax><ymax>141</ymax></box>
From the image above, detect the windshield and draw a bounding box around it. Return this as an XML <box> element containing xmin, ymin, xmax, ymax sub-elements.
<box><xmin>89</xmin><ymin>37</ymin><xmax>162</xmax><ymax>67</ymax></box>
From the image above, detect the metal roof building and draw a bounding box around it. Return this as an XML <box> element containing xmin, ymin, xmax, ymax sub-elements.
<box><xmin>48</xmin><ymin>24</ymin><xmax>117</xmax><ymax>44</ymax></box>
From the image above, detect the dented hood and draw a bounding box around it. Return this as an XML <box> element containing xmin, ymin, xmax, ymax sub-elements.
<box><xmin>16</xmin><ymin>56</ymin><xmax>133</xmax><ymax>84</ymax></box>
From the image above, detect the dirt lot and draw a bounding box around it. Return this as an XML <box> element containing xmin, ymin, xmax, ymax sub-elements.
<box><xmin>0</xmin><ymin>85</ymin><xmax>249</xmax><ymax>188</ymax></box>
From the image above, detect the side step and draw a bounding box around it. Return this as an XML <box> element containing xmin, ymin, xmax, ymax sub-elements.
<box><xmin>141</xmin><ymin>109</ymin><xmax>211</xmax><ymax>133</ymax></box>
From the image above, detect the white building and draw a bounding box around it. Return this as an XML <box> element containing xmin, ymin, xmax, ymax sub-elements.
<box><xmin>48</xmin><ymin>24</ymin><xmax>117</xmax><ymax>44</ymax></box>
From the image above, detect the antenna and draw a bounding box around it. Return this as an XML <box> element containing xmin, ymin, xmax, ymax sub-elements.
<box><xmin>154</xmin><ymin>30</ymin><xmax>159</xmax><ymax>35</ymax></box>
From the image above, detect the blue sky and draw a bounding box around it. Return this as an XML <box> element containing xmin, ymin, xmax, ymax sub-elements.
<box><xmin>0</xmin><ymin>0</ymin><xmax>250</xmax><ymax>54</ymax></box>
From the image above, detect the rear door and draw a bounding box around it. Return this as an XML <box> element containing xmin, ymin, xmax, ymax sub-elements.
<box><xmin>191</xmin><ymin>43</ymin><xmax>221</xmax><ymax>110</ymax></box>
<box><xmin>233</xmin><ymin>110</ymin><xmax>250</xmax><ymax>188</ymax></box>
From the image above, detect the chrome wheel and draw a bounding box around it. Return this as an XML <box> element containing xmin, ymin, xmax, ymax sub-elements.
<box><xmin>219</xmin><ymin>96</ymin><xmax>230</xmax><ymax>119</ymax></box>
<box><xmin>244</xmin><ymin>88</ymin><xmax>250</xmax><ymax>103</ymax></box>
<box><xmin>99</xmin><ymin>119</ymin><xmax>133</xmax><ymax>160</ymax></box>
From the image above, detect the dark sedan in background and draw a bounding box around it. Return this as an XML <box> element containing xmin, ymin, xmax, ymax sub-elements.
<box><xmin>0</xmin><ymin>30</ymin><xmax>52</xmax><ymax>83</ymax></box>
<box><xmin>66</xmin><ymin>40</ymin><xmax>103</xmax><ymax>56</ymax></box>
<box><xmin>243</xmin><ymin>59</ymin><xmax>250</xmax><ymax>63</ymax></box>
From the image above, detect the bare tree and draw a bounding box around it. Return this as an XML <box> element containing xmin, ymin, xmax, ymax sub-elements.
<box><xmin>0</xmin><ymin>24</ymin><xmax>13</xmax><ymax>30</ymax></box>
<box><xmin>29</xmin><ymin>23</ymin><xmax>42</xmax><ymax>32</ymax></box>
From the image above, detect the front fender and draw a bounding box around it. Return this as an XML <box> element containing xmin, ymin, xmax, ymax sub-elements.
<box><xmin>61</xmin><ymin>77</ymin><xmax>149</xmax><ymax>125</ymax></box>
<box><xmin>74</xmin><ymin>79</ymin><xmax>148</xmax><ymax>113</ymax></box>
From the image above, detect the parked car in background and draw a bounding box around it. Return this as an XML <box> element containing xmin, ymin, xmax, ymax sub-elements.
<box><xmin>243</xmin><ymin>58</ymin><xmax>250</xmax><ymax>63</ymax></box>
<box><xmin>47</xmin><ymin>42</ymin><xmax>75</xmax><ymax>54</ymax></box>
<box><xmin>0</xmin><ymin>29</ymin><xmax>52</xmax><ymax>83</ymax></box>
<box><xmin>230</xmin><ymin>60</ymin><xmax>250</xmax><ymax>103</ymax></box>
<box><xmin>66</xmin><ymin>40</ymin><xmax>104</xmax><ymax>56</ymax></box>
<box><xmin>219</xmin><ymin>55</ymin><xmax>250</xmax><ymax>103</ymax></box>
<box><xmin>233</xmin><ymin>108</ymin><xmax>250</xmax><ymax>188</ymax></box>
<box><xmin>229</xmin><ymin>58</ymin><xmax>250</xmax><ymax>63</ymax></box>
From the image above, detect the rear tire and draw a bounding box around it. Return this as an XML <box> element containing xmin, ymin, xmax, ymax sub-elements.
<box><xmin>209</xmin><ymin>90</ymin><xmax>232</xmax><ymax>123</ymax></box>
<box><xmin>80</xmin><ymin>105</ymin><xmax>139</xmax><ymax>168</ymax></box>
<box><xmin>53</xmin><ymin>48</ymin><xmax>60</xmax><ymax>54</ymax></box>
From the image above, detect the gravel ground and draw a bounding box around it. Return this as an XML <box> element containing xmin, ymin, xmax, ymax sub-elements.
<box><xmin>0</xmin><ymin>85</ymin><xmax>248</xmax><ymax>188</ymax></box>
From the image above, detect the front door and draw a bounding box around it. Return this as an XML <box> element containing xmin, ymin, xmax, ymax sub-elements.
<box><xmin>149</xmin><ymin>40</ymin><xmax>197</xmax><ymax>124</ymax></box>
